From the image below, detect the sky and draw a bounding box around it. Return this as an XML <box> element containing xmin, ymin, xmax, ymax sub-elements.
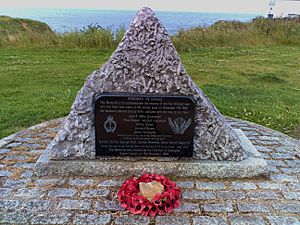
<box><xmin>272</xmin><ymin>0</ymin><xmax>300</xmax><ymax>15</ymax></box>
<box><xmin>1</xmin><ymin>0</ymin><xmax>300</xmax><ymax>14</ymax></box>
<box><xmin>1</xmin><ymin>0</ymin><xmax>269</xmax><ymax>13</ymax></box>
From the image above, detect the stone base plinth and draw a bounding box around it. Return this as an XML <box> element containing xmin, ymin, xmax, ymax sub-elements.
<box><xmin>35</xmin><ymin>129</ymin><xmax>269</xmax><ymax>178</ymax></box>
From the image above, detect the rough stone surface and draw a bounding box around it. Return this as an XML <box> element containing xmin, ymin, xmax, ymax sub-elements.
<box><xmin>35</xmin><ymin>128</ymin><xmax>268</xmax><ymax>178</ymax></box>
<box><xmin>248</xmin><ymin>191</ymin><xmax>280</xmax><ymax>200</ymax></box>
<box><xmin>22</xmin><ymin>200</ymin><xmax>53</xmax><ymax>211</ymax></box>
<box><xmin>230</xmin><ymin>216</ymin><xmax>266</xmax><ymax>225</ymax></box>
<box><xmin>48</xmin><ymin>188</ymin><xmax>76</xmax><ymax>197</ymax></box>
<box><xmin>0</xmin><ymin>210</ymin><xmax>32</xmax><ymax>224</ymax></box>
<box><xmin>31</xmin><ymin>212</ymin><xmax>72</xmax><ymax>224</ymax></box>
<box><xmin>0</xmin><ymin>104</ymin><xmax>299</xmax><ymax>224</ymax></box>
<box><xmin>156</xmin><ymin>216</ymin><xmax>190</xmax><ymax>225</ymax></box>
<box><xmin>69</xmin><ymin>178</ymin><xmax>94</xmax><ymax>186</ymax></box>
<box><xmin>115</xmin><ymin>215</ymin><xmax>151</xmax><ymax>225</ymax></box>
<box><xmin>13</xmin><ymin>162</ymin><xmax>35</xmax><ymax>169</ymax></box>
<box><xmin>95</xmin><ymin>200</ymin><xmax>124</xmax><ymax>211</ymax></box>
<box><xmin>282</xmin><ymin>191</ymin><xmax>300</xmax><ymax>200</ymax></box>
<box><xmin>57</xmin><ymin>199</ymin><xmax>92</xmax><ymax>210</ymax></box>
<box><xmin>273</xmin><ymin>204</ymin><xmax>300</xmax><ymax>213</ymax></box>
<box><xmin>288</xmin><ymin>182</ymin><xmax>300</xmax><ymax>191</ymax></box>
<box><xmin>3</xmin><ymin>179</ymin><xmax>30</xmax><ymax>189</ymax></box>
<box><xmin>238</xmin><ymin>203</ymin><xmax>270</xmax><ymax>212</ymax></box>
<box><xmin>35</xmin><ymin>178</ymin><xmax>65</xmax><ymax>186</ymax></box>
<box><xmin>0</xmin><ymin>149</ymin><xmax>11</xmax><ymax>154</ymax></box>
<box><xmin>0</xmin><ymin>200</ymin><xmax>20</xmax><ymax>211</ymax></box>
<box><xmin>47</xmin><ymin>7</ymin><xmax>246</xmax><ymax>161</ymax></box>
<box><xmin>204</xmin><ymin>203</ymin><xmax>234</xmax><ymax>212</ymax></box>
<box><xmin>177</xmin><ymin>181</ymin><xmax>194</xmax><ymax>188</ymax></box>
<box><xmin>217</xmin><ymin>191</ymin><xmax>246</xmax><ymax>200</ymax></box>
<box><xmin>267</xmin><ymin>216</ymin><xmax>299</xmax><ymax>225</ymax></box>
<box><xmin>232</xmin><ymin>181</ymin><xmax>257</xmax><ymax>190</ymax></box>
<box><xmin>21</xmin><ymin>170</ymin><xmax>33</xmax><ymax>178</ymax></box>
<box><xmin>14</xmin><ymin>188</ymin><xmax>44</xmax><ymax>198</ymax></box>
<box><xmin>0</xmin><ymin>170</ymin><xmax>13</xmax><ymax>177</ymax></box>
<box><xmin>193</xmin><ymin>216</ymin><xmax>228</xmax><ymax>225</ymax></box>
<box><xmin>0</xmin><ymin>188</ymin><xmax>12</xmax><ymax>197</ymax></box>
<box><xmin>258</xmin><ymin>182</ymin><xmax>286</xmax><ymax>190</ymax></box>
<box><xmin>270</xmin><ymin>174</ymin><xmax>299</xmax><ymax>182</ymax></box>
<box><xmin>183</xmin><ymin>190</ymin><xmax>216</xmax><ymax>200</ymax></box>
<box><xmin>174</xmin><ymin>203</ymin><xmax>200</xmax><ymax>213</ymax></box>
<box><xmin>196</xmin><ymin>182</ymin><xmax>226</xmax><ymax>190</ymax></box>
<box><xmin>98</xmin><ymin>179</ymin><xmax>122</xmax><ymax>186</ymax></box>
<box><xmin>80</xmin><ymin>189</ymin><xmax>110</xmax><ymax>198</ymax></box>
<box><xmin>73</xmin><ymin>214</ymin><xmax>112</xmax><ymax>225</ymax></box>
<box><xmin>4</xmin><ymin>155</ymin><xmax>26</xmax><ymax>161</ymax></box>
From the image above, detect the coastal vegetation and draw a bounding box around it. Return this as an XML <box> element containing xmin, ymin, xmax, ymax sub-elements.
<box><xmin>0</xmin><ymin>16</ymin><xmax>124</xmax><ymax>49</ymax></box>
<box><xmin>0</xmin><ymin>16</ymin><xmax>299</xmax><ymax>139</ymax></box>
<box><xmin>173</xmin><ymin>18</ymin><xmax>300</xmax><ymax>51</ymax></box>
<box><xmin>1</xmin><ymin>16</ymin><xmax>300</xmax><ymax>49</ymax></box>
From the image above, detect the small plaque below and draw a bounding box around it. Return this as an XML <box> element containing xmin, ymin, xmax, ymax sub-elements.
<box><xmin>95</xmin><ymin>94</ymin><xmax>195</xmax><ymax>157</ymax></box>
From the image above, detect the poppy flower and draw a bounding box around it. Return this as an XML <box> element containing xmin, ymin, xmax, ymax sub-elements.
<box><xmin>139</xmin><ymin>174</ymin><xmax>152</xmax><ymax>183</ymax></box>
<box><xmin>170</xmin><ymin>196</ymin><xmax>180</xmax><ymax>208</ymax></box>
<box><xmin>168</xmin><ymin>191</ymin><xmax>181</xmax><ymax>208</ymax></box>
<box><xmin>117</xmin><ymin>189</ymin><xmax>125</xmax><ymax>201</ymax></box>
<box><xmin>164</xmin><ymin>200</ymin><xmax>174</xmax><ymax>213</ymax></box>
<box><xmin>132</xmin><ymin>195</ymin><xmax>147</xmax><ymax>207</ymax></box>
<box><xmin>133</xmin><ymin>203</ymin><xmax>145</xmax><ymax>214</ymax></box>
<box><xmin>164</xmin><ymin>180</ymin><xmax>176</xmax><ymax>190</ymax></box>
<box><xmin>117</xmin><ymin>173</ymin><xmax>181</xmax><ymax>217</ymax></box>
<box><xmin>141</xmin><ymin>203</ymin><xmax>152</xmax><ymax>216</ymax></box>
<box><xmin>126</xmin><ymin>183</ymin><xmax>138</xmax><ymax>193</ymax></box>
<box><xmin>128</xmin><ymin>202</ymin><xmax>137</xmax><ymax>214</ymax></box>
<box><xmin>120</xmin><ymin>198</ymin><xmax>129</xmax><ymax>208</ymax></box>
<box><xmin>157</xmin><ymin>204</ymin><xmax>166</xmax><ymax>216</ymax></box>
<box><xmin>149</xmin><ymin>205</ymin><xmax>158</xmax><ymax>217</ymax></box>
<box><xmin>152</xmin><ymin>194</ymin><xmax>162</xmax><ymax>207</ymax></box>
<box><xmin>160</xmin><ymin>191</ymin><xmax>169</xmax><ymax>201</ymax></box>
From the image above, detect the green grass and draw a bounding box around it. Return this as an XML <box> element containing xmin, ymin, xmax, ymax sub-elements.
<box><xmin>0</xmin><ymin>46</ymin><xmax>299</xmax><ymax>139</ymax></box>
<box><xmin>0</xmin><ymin>16</ymin><xmax>299</xmax><ymax>139</ymax></box>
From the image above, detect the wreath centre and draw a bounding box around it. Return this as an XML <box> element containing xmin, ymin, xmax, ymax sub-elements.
<box><xmin>139</xmin><ymin>181</ymin><xmax>165</xmax><ymax>201</ymax></box>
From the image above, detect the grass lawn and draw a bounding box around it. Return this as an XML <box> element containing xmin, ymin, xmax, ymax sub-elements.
<box><xmin>0</xmin><ymin>46</ymin><xmax>299</xmax><ymax>139</ymax></box>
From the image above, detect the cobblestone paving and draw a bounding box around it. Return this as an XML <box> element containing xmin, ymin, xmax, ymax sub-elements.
<box><xmin>0</xmin><ymin>118</ymin><xmax>299</xmax><ymax>225</ymax></box>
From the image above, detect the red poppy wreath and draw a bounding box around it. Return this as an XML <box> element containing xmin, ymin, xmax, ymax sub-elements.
<box><xmin>117</xmin><ymin>173</ymin><xmax>181</xmax><ymax>217</ymax></box>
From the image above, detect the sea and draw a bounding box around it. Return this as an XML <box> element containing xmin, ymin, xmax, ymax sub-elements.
<box><xmin>0</xmin><ymin>8</ymin><xmax>261</xmax><ymax>34</ymax></box>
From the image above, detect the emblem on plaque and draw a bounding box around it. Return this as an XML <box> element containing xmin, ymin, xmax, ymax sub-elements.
<box><xmin>104</xmin><ymin>115</ymin><xmax>117</xmax><ymax>133</ymax></box>
<box><xmin>168</xmin><ymin>117</ymin><xmax>192</xmax><ymax>134</ymax></box>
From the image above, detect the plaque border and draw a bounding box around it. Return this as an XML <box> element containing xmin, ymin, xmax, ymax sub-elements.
<box><xmin>94</xmin><ymin>93</ymin><xmax>196</xmax><ymax>157</ymax></box>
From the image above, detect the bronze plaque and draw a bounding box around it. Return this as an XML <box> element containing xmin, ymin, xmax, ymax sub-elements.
<box><xmin>95</xmin><ymin>93</ymin><xmax>195</xmax><ymax>157</ymax></box>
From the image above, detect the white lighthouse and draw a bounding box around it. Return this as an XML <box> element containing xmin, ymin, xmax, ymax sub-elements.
<box><xmin>268</xmin><ymin>0</ymin><xmax>276</xmax><ymax>18</ymax></box>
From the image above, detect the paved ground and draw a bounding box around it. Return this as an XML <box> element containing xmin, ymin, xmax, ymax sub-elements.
<box><xmin>0</xmin><ymin>117</ymin><xmax>299</xmax><ymax>225</ymax></box>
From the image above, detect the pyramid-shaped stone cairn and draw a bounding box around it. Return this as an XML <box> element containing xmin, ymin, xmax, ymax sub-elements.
<box><xmin>37</xmin><ymin>7</ymin><xmax>268</xmax><ymax>178</ymax></box>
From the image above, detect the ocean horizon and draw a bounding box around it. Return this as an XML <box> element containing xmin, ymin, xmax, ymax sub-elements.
<box><xmin>0</xmin><ymin>8</ymin><xmax>261</xmax><ymax>34</ymax></box>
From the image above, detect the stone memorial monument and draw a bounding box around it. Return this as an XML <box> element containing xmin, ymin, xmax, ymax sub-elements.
<box><xmin>36</xmin><ymin>7</ymin><xmax>268</xmax><ymax>178</ymax></box>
